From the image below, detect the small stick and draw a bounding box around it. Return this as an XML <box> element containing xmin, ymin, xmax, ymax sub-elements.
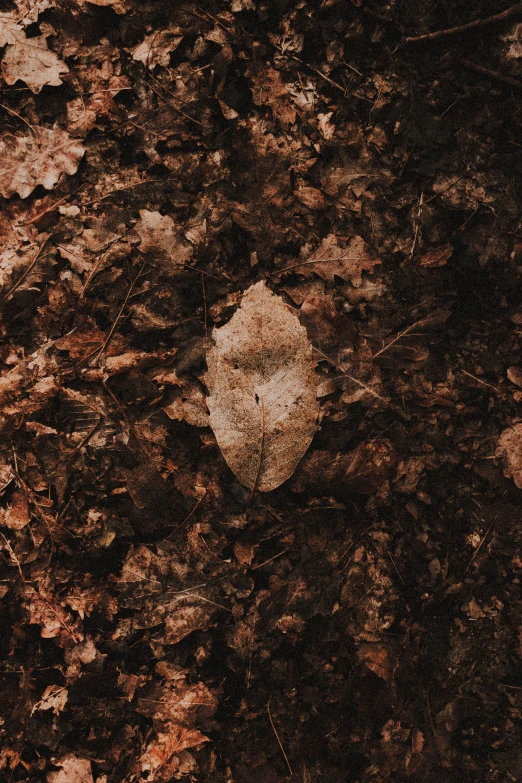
<box><xmin>458</xmin><ymin>57</ymin><xmax>522</xmax><ymax>89</ymax></box>
<box><xmin>267</xmin><ymin>699</ymin><xmax>293</xmax><ymax>777</ymax></box>
<box><xmin>0</xmin><ymin>234</ymin><xmax>54</xmax><ymax>303</ymax></box>
<box><xmin>95</xmin><ymin>262</ymin><xmax>145</xmax><ymax>363</ymax></box>
<box><xmin>404</xmin><ymin>2</ymin><xmax>522</xmax><ymax>43</ymax></box>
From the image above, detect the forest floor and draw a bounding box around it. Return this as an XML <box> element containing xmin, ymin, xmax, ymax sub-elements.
<box><xmin>2</xmin><ymin>1</ymin><xmax>522</xmax><ymax>781</ymax></box>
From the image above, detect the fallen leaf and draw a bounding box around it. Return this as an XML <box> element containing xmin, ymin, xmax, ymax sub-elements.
<box><xmin>357</xmin><ymin>642</ymin><xmax>394</xmax><ymax>681</ymax></box>
<box><xmin>47</xmin><ymin>754</ymin><xmax>93</xmax><ymax>783</ymax></box>
<box><xmin>137</xmin><ymin>676</ymin><xmax>217</xmax><ymax>725</ymax></box>
<box><xmin>288</xmin><ymin>234</ymin><xmax>381</xmax><ymax>284</ymax></box>
<box><xmin>419</xmin><ymin>245</ymin><xmax>453</xmax><ymax>268</ymax></box>
<box><xmin>163</xmin><ymin>595</ymin><xmax>216</xmax><ymax>645</ymax></box>
<box><xmin>205</xmin><ymin>281</ymin><xmax>318</xmax><ymax>491</ymax></box>
<box><xmin>131</xmin><ymin>27</ymin><xmax>184</xmax><ymax>69</ymax></box>
<box><xmin>295</xmin><ymin>185</ymin><xmax>328</xmax><ymax>210</ymax></box>
<box><xmin>31</xmin><ymin>684</ymin><xmax>68</xmax><ymax>716</ymax></box>
<box><xmin>140</xmin><ymin>724</ymin><xmax>209</xmax><ymax>782</ymax></box>
<box><xmin>250</xmin><ymin>65</ymin><xmax>297</xmax><ymax>127</ymax></box>
<box><xmin>135</xmin><ymin>210</ymin><xmax>193</xmax><ymax>270</ymax></box>
<box><xmin>13</xmin><ymin>1</ymin><xmax>53</xmax><ymax>25</ymax></box>
<box><xmin>496</xmin><ymin>423</ymin><xmax>522</xmax><ymax>488</ymax></box>
<box><xmin>23</xmin><ymin>582</ymin><xmax>81</xmax><ymax>642</ymax></box>
<box><xmin>292</xmin><ymin>439</ymin><xmax>398</xmax><ymax>496</ymax></box>
<box><xmin>0</xmin><ymin>12</ymin><xmax>68</xmax><ymax>93</ymax></box>
<box><xmin>0</xmin><ymin>126</ymin><xmax>85</xmax><ymax>199</ymax></box>
<box><xmin>80</xmin><ymin>0</ymin><xmax>127</xmax><ymax>12</ymax></box>
<box><xmin>4</xmin><ymin>490</ymin><xmax>31</xmax><ymax>530</ymax></box>
<box><xmin>507</xmin><ymin>366</ymin><xmax>522</xmax><ymax>388</ymax></box>
<box><xmin>163</xmin><ymin>380</ymin><xmax>209</xmax><ymax>428</ymax></box>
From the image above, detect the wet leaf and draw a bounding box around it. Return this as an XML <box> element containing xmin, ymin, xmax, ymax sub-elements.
<box><xmin>205</xmin><ymin>281</ymin><xmax>318</xmax><ymax>491</ymax></box>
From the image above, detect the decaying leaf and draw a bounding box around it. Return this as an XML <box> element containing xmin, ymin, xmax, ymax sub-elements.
<box><xmin>286</xmin><ymin>234</ymin><xmax>381</xmax><ymax>285</ymax></box>
<box><xmin>292</xmin><ymin>439</ymin><xmax>398</xmax><ymax>496</ymax></box>
<box><xmin>0</xmin><ymin>12</ymin><xmax>68</xmax><ymax>93</ymax></box>
<box><xmin>131</xmin><ymin>27</ymin><xmax>184</xmax><ymax>69</ymax></box>
<box><xmin>31</xmin><ymin>684</ymin><xmax>68</xmax><ymax>716</ymax></box>
<box><xmin>249</xmin><ymin>65</ymin><xmax>297</xmax><ymax>127</ymax></box>
<box><xmin>135</xmin><ymin>210</ymin><xmax>193</xmax><ymax>270</ymax></box>
<box><xmin>140</xmin><ymin>725</ymin><xmax>208</xmax><ymax>782</ymax></box>
<box><xmin>0</xmin><ymin>127</ymin><xmax>85</xmax><ymax>199</ymax></box>
<box><xmin>47</xmin><ymin>754</ymin><xmax>93</xmax><ymax>783</ymax></box>
<box><xmin>205</xmin><ymin>281</ymin><xmax>318</xmax><ymax>492</ymax></box>
<box><xmin>496</xmin><ymin>423</ymin><xmax>522</xmax><ymax>488</ymax></box>
<box><xmin>136</xmin><ymin>666</ymin><xmax>217</xmax><ymax>727</ymax></box>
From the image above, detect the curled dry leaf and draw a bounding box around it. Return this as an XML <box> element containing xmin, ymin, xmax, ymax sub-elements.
<box><xmin>0</xmin><ymin>12</ymin><xmax>68</xmax><ymax>93</ymax></box>
<box><xmin>205</xmin><ymin>281</ymin><xmax>318</xmax><ymax>492</ymax></box>
<box><xmin>0</xmin><ymin>127</ymin><xmax>85</xmax><ymax>199</ymax></box>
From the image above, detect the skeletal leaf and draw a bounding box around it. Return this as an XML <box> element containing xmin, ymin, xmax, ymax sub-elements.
<box><xmin>205</xmin><ymin>281</ymin><xmax>318</xmax><ymax>492</ymax></box>
<box><xmin>0</xmin><ymin>12</ymin><xmax>68</xmax><ymax>93</ymax></box>
<box><xmin>0</xmin><ymin>126</ymin><xmax>85</xmax><ymax>199</ymax></box>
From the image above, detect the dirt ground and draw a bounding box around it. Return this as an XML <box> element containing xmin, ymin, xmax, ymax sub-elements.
<box><xmin>2</xmin><ymin>1</ymin><xmax>522</xmax><ymax>781</ymax></box>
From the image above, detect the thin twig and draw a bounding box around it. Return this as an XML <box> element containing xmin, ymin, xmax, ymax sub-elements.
<box><xmin>145</xmin><ymin>77</ymin><xmax>208</xmax><ymax>129</ymax></box>
<box><xmin>80</xmin><ymin>235</ymin><xmax>124</xmax><ymax>299</ymax></box>
<box><xmin>274</xmin><ymin>47</ymin><xmax>372</xmax><ymax>102</ymax></box>
<box><xmin>0</xmin><ymin>234</ymin><xmax>54</xmax><ymax>303</ymax></box>
<box><xmin>314</xmin><ymin>345</ymin><xmax>394</xmax><ymax>410</ymax></box>
<box><xmin>267</xmin><ymin>699</ymin><xmax>293</xmax><ymax>777</ymax></box>
<box><xmin>463</xmin><ymin>516</ymin><xmax>497</xmax><ymax>575</ymax></box>
<box><xmin>460</xmin><ymin>369</ymin><xmax>502</xmax><ymax>394</ymax></box>
<box><xmin>96</xmin><ymin>262</ymin><xmax>145</xmax><ymax>363</ymax></box>
<box><xmin>457</xmin><ymin>57</ymin><xmax>522</xmax><ymax>89</ymax></box>
<box><xmin>372</xmin><ymin>318</ymin><xmax>426</xmax><ymax>358</ymax></box>
<box><xmin>404</xmin><ymin>2</ymin><xmax>522</xmax><ymax>43</ymax></box>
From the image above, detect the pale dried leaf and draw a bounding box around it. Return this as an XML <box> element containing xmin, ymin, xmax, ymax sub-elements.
<box><xmin>4</xmin><ymin>490</ymin><xmax>31</xmax><ymax>530</ymax></box>
<box><xmin>0</xmin><ymin>127</ymin><xmax>85</xmax><ymax>199</ymax></box>
<box><xmin>47</xmin><ymin>755</ymin><xmax>93</xmax><ymax>783</ymax></box>
<box><xmin>163</xmin><ymin>380</ymin><xmax>209</xmax><ymax>428</ymax></box>
<box><xmin>0</xmin><ymin>12</ymin><xmax>68</xmax><ymax>93</ymax></box>
<box><xmin>31</xmin><ymin>684</ymin><xmax>68</xmax><ymax>715</ymax></box>
<box><xmin>496</xmin><ymin>423</ymin><xmax>522</xmax><ymax>488</ymax></box>
<box><xmin>136</xmin><ymin>210</ymin><xmax>193</xmax><ymax>269</ymax></box>
<box><xmin>250</xmin><ymin>65</ymin><xmax>297</xmax><ymax>127</ymax></box>
<box><xmin>205</xmin><ymin>281</ymin><xmax>318</xmax><ymax>491</ymax></box>
<box><xmin>80</xmin><ymin>0</ymin><xmax>127</xmax><ymax>12</ymax></box>
<box><xmin>14</xmin><ymin>1</ymin><xmax>53</xmax><ymax>25</ymax></box>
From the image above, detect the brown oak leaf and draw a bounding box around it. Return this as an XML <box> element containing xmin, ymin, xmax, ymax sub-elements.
<box><xmin>0</xmin><ymin>12</ymin><xmax>68</xmax><ymax>93</ymax></box>
<box><xmin>284</xmin><ymin>234</ymin><xmax>381</xmax><ymax>285</ymax></box>
<box><xmin>0</xmin><ymin>126</ymin><xmax>85</xmax><ymax>199</ymax></box>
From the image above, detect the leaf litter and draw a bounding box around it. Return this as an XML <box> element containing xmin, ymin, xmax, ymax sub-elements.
<box><xmin>0</xmin><ymin>1</ymin><xmax>522</xmax><ymax>781</ymax></box>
